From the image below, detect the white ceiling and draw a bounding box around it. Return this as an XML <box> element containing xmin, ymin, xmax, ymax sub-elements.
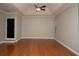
<box><xmin>0</xmin><ymin>3</ymin><xmax>19</xmax><ymax>12</ymax></box>
<box><xmin>0</xmin><ymin>3</ymin><xmax>73</xmax><ymax>16</ymax></box>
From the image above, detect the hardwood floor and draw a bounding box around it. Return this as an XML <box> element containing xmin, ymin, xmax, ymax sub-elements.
<box><xmin>0</xmin><ymin>39</ymin><xmax>76</xmax><ymax>56</ymax></box>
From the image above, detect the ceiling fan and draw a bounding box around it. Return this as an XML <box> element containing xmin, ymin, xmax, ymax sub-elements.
<box><xmin>34</xmin><ymin>4</ymin><xmax>46</xmax><ymax>12</ymax></box>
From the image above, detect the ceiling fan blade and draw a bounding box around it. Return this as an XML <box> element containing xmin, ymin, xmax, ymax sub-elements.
<box><xmin>34</xmin><ymin>5</ymin><xmax>38</xmax><ymax>8</ymax></box>
<box><xmin>41</xmin><ymin>5</ymin><xmax>46</xmax><ymax>8</ymax></box>
<box><xmin>41</xmin><ymin>9</ymin><xmax>45</xmax><ymax>11</ymax></box>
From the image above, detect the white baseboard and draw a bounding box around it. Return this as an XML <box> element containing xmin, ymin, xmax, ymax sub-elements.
<box><xmin>21</xmin><ymin>37</ymin><xmax>55</xmax><ymax>39</ymax></box>
<box><xmin>55</xmin><ymin>39</ymin><xmax>79</xmax><ymax>56</ymax></box>
<box><xmin>0</xmin><ymin>41</ymin><xmax>5</xmax><ymax>44</ymax></box>
<box><xmin>5</xmin><ymin>38</ymin><xmax>16</xmax><ymax>40</ymax></box>
<box><xmin>0</xmin><ymin>39</ymin><xmax>20</xmax><ymax>44</ymax></box>
<box><xmin>3</xmin><ymin>40</ymin><xmax>17</xmax><ymax>43</ymax></box>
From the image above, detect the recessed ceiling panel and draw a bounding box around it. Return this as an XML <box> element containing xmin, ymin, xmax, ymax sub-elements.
<box><xmin>0</xmin><ymin>3</ymin><xmax>73</xmax><ymax>16</ymax></box>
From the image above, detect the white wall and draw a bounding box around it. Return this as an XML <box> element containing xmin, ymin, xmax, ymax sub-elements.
<box><xmin>22</xmin><ymin>16</ymin><xmax>55</xmax><ymax>39</ymax></box>
<box><xmin>78</xmin><ymin>3</ymin><xmax>79</xmax><ymax>43</ymax></box>
<box><xmin>78</xmin><ymin>3</ymin><xmax>79</xmax><ymax>39</ymax></box>
<box><xmin>55</xmin><ymin>4</ymin><xmax>79</xmax><ymax>54</ymax></box>
<box><xmin>16</xmin><ymin>14</ymin><xmax>22</xmax><ymax>40</ymax></box>
<box><xmin>0</xmin><ymin>11</ymin><xmax>5</xmax><ymax>42</ymax></box>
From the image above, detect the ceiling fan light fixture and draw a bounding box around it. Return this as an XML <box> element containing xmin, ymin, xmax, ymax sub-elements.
<box><xmin>36</xmin><ymin>8</ymin><xmax>41</xmax><ymax>11</ymax></box>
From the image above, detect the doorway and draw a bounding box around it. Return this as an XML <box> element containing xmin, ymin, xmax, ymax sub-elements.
<box><xmin>7</xmin><ymin>18</ymin><xmax>15</xmax><ymax>38</ymax></box>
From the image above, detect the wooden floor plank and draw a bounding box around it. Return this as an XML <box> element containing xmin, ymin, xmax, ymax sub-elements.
<box><xmin>0</xmin><ymin>39</ymin><xmax>76</xmax><ymax>56</ymax></box>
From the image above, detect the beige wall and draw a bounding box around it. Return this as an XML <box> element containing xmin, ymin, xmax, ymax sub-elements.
<box><xmin>78</xmin><ymin>3</ymin><xmax>79</xmax><ymax>42</ymax></box>
<box><xmin>0</xmin><ymin>11</ymin><xmax>5</xmax><ymax>42</ymax></box>
<box><xmin>55</xmin><ymin>4</ymin><xmax>79</xmax><ymax>54</ymax></box>
<box><xmin>21</xmin><ymin>16</ymin><xmax>55</xmax><ymax>39</ymax></box>
<box><xmin>16</xmin><ymin>14</ymin><xmax>22</xmax><ymax>40</ymax></box>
